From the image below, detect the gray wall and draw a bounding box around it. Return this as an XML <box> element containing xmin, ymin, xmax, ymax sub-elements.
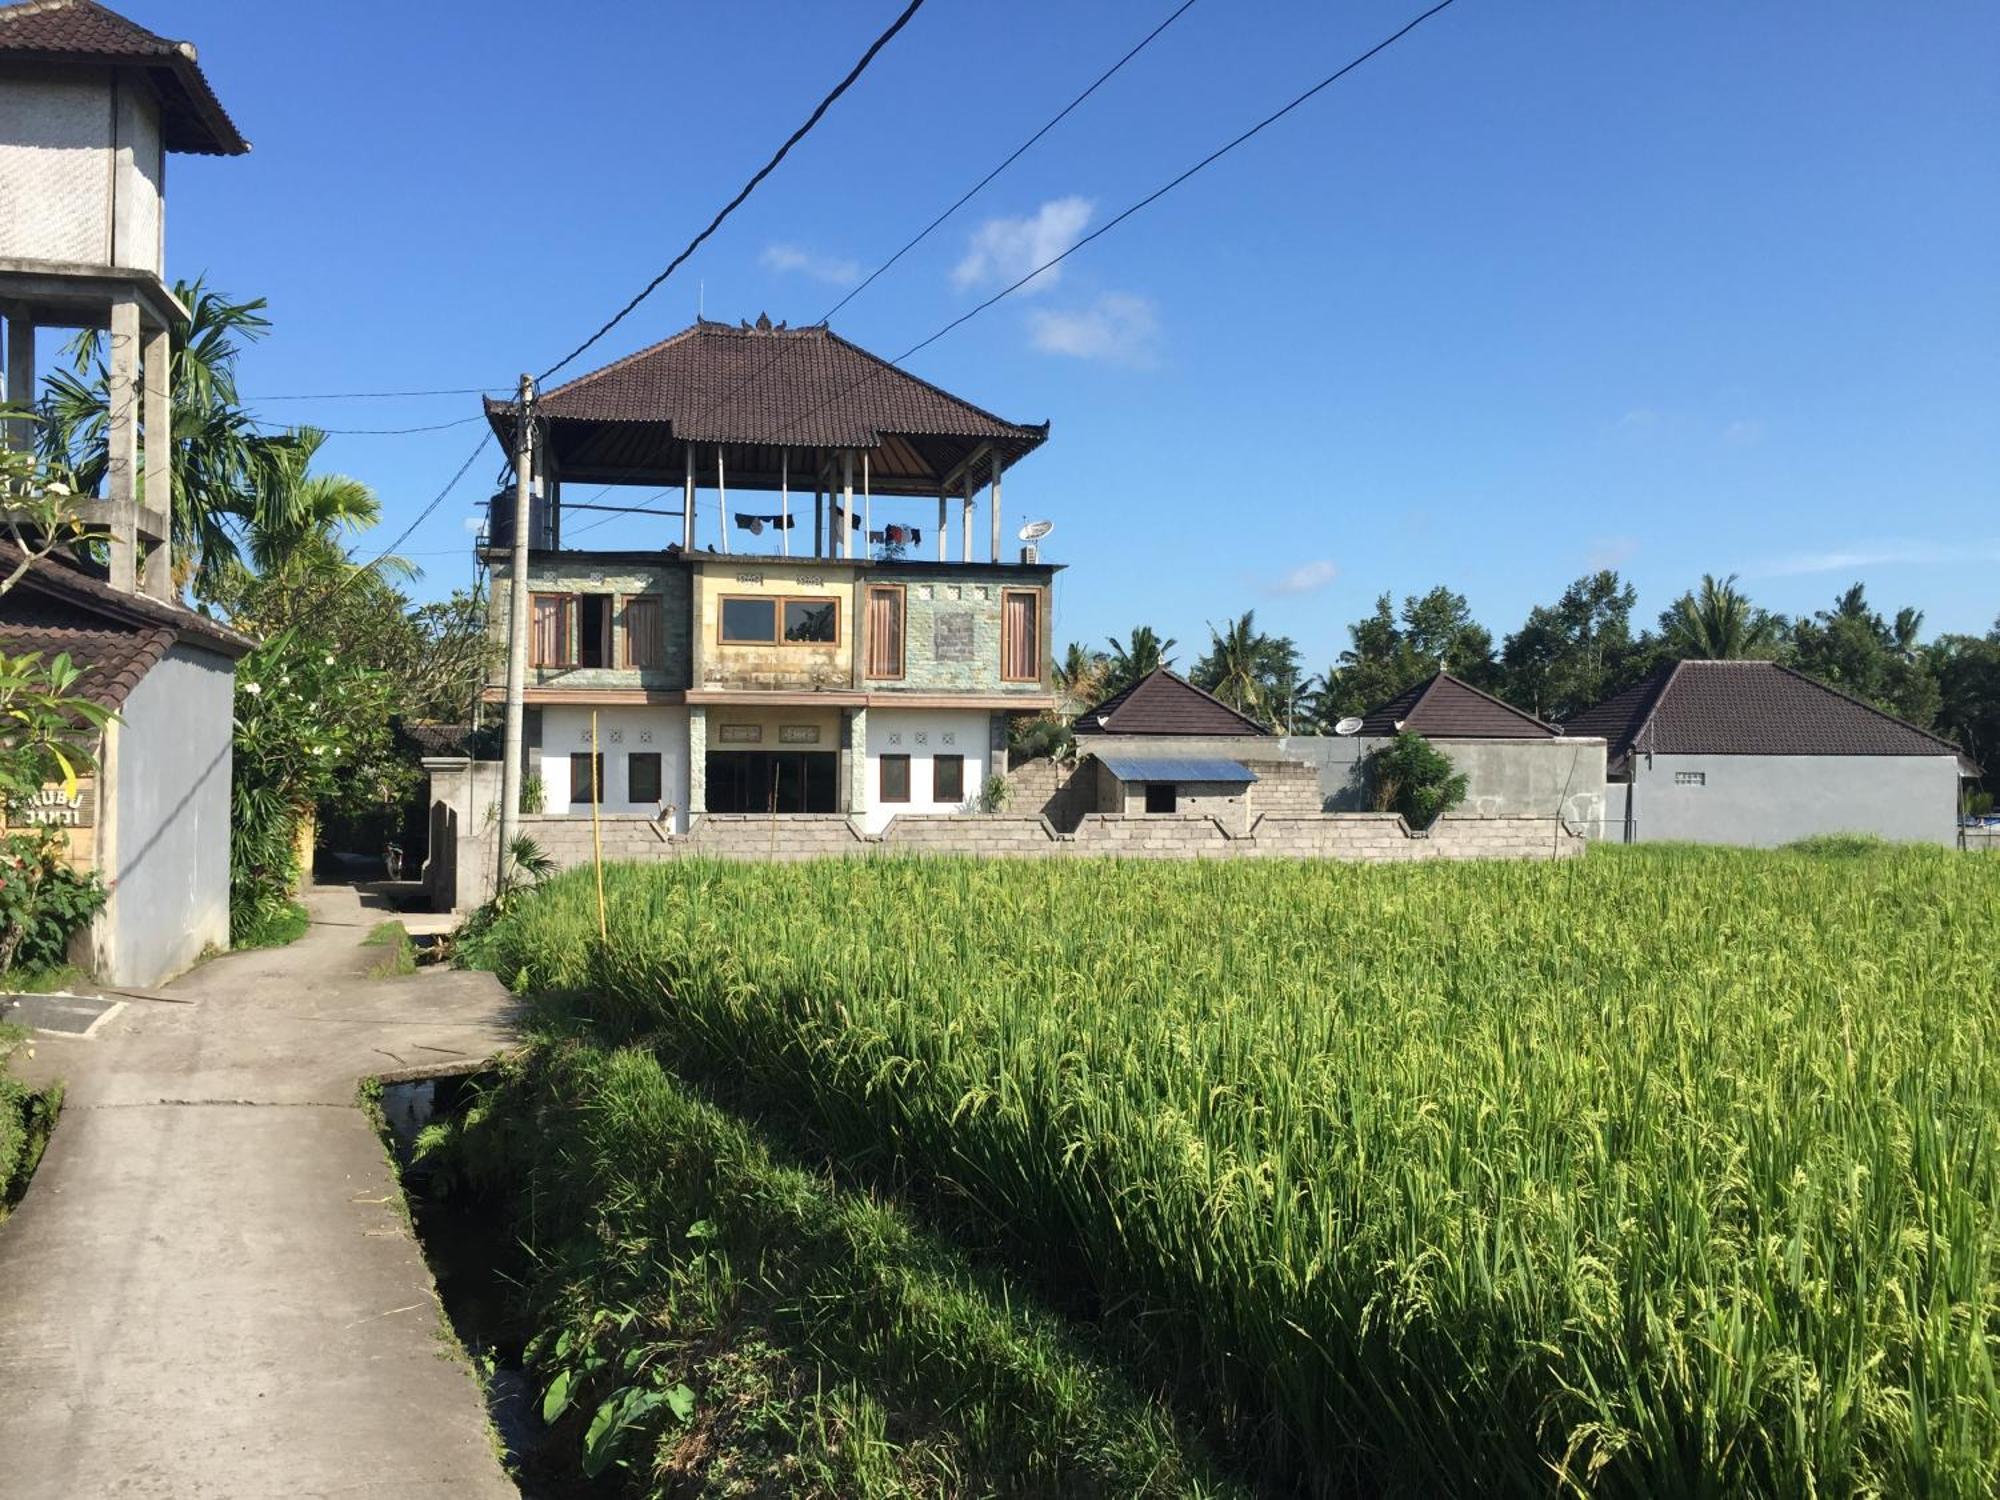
<box><xmin>104</xmin><ymin>643</ymin><xmax>234</xmax><ymax>983</ymax></box>
<box><xmin>1624</xmin><ymin>753</ymin><xmax>1961</xmax><ymax>847</ymax></box>
<box><xmin>1282</xmin><ymin>735</ymin><xmax>1606</xmax><ymax>830</ymax></box>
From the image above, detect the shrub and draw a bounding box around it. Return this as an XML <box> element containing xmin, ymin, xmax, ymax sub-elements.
<box><xmin>1365</xmin><ymin>729</ymin><xmax>1468</xmax><ymax>828</ymax></box>
<box><xmin>0</xmin><ymin>829</ymin><xmax>106</xmax><ymax>974</ymax></box>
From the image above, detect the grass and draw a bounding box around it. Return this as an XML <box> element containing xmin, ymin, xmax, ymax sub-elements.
<box><xmin>0</xmin><ymin>1021</ymin><xmax>62</xmax><ymax>1220</ymax></box>
<box><xmin>467</xmin><ymin>845</ymin><xmax>2000</xmax><ymax>1497</ymax></box>
<box><xmin>232</xmin><ymin>899</ymin><xmax>310</xmax><ymax>951</ymax></box>
<box><xmin>417</xmin><ymin>1044</ymin><xmax>1244</xmax><ymax>1497</ymax></box>
<box><xmin>0</xmin><ymin>962</ymin><xmax>87</xmax><ymax>994</ymax></box>
<box><xmin>363</xmin><ymin>920</ymin><xmax>417</xmax><ymax>977</ymax></box>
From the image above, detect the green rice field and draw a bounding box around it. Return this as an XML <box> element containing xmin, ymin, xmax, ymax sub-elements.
<box><xmin>472</xmin><ymin>844</ymin><xmax>2000</xmax><ymax>1495</ymax></box>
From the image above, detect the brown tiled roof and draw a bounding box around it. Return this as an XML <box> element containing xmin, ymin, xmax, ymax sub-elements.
<box><xmin>0</xmin><ymin>0</ymin><xmax>247</xmax><ymax>154</ymax></box>
<box><xmin>0</xmin><ymin>547</ymin><xmax>256</xmax><ymax>700</ymax></box>
<box><xmin>1358</xmin><ymin>671</ymin><xmax>1558</xmax><ymax>739</ymax></box>
<box><xmin>1074</xmin><ymin>668</ymin><xmax>1271</xmax><ymax>738</ymax></box>
<box><xmin>401</xmin><ymin>722</ymin><xmax>475</xmax><ymax>757</ymax></box>
<box><xmin>486</xmin><ymin>319</ymin><xmax>1048</xmax><ymax>492</ymax></box>
<box><xmin>1564</xmin><ymin>659</ymin><xmax>1969</xmax><ymax>775</ymax></box>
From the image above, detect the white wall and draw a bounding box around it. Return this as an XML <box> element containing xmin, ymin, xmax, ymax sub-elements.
<box><xmin>100</xmin><ymin>644</ymin><xmax>233</xmax><ymax>984</ymax></box>
<box><xmin>862</xmin><ymin>708</ymin><xmax>990</xmax><ymax>834</ymax></box>
<box><xmin>536</xmin><ymin>705</ymin><xmax>691</xmax><ymax>831</ymax></box>
<box><xmin>1629</xmin><ymin>753</ymin><xmax>1961</xmax><ymax>847</ymax></box>
<box><xmin>0</xmin><ymin>72</ymin><xmax>163</xmax><ymax>273</ymax></box>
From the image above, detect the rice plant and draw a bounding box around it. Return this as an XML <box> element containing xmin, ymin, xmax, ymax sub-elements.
<box><xmin>470</xmin><ymin>845</ymin><xmax>2000</xmax><ymax>1496</ymax></box>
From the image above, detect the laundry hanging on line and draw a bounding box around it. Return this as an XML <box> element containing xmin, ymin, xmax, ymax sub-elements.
<box><xmin>827</xmin><ymin>506</ymin><xmax>864</xmax><ymax>531</ymax></box>
<box><xmin>733</xmin><ymin>512</ymin><xmax>797</xmax><ymax>535</ymax></box>
<box><xmin>868</xmin><ymin>525</ymin><xmax>924</xmax><ymax>546</ymax></box>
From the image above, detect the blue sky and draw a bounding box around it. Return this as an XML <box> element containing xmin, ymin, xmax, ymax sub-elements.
<box><xmin>151</xmin><ymin>0</ymin><xmax>1999</xmax><ymax>668</ymax></box>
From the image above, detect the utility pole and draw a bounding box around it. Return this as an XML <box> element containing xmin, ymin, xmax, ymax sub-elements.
<box><xmin>497</xmin><ymin>372</ymin><xmax>534</xmax><ymax>894</ymax></box>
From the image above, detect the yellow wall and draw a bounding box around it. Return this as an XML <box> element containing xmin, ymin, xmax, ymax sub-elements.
<box><xmin>694</xmin><ymin>561</ymin><xmax>853</xmax><ymax>691</ymax></box>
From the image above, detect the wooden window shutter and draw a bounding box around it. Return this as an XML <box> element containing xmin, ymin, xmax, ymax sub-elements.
<box><xmin>625</xmin><ymin>596</ymin><xmax>663</xmax><ymax>669</ymax></box>
<box><xmin>1002</xmin><ymin>590</ymin><xmax>1039</xmax><ymax>681</ymax></box>
<box><xmin>865</xmin><ymin>586</ymin><xmax>903</xmax><ymax>678</ymax></box>
<box><xmin>531</xmin><ymin>594</ymin><xmax>570</xmax><ymax>667</ymax></box>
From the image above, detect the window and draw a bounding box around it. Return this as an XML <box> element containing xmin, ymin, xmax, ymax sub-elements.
<box><xmin>879</xmin><ymin>754</ymin><xmax>911</xmax><ymax>804</ymax></box>
<box><xmin>1674</xmin><ymin>770</ymin><xmax>1707</xmax><ymax>787</ymax></box>
<box><xmin>721</xmin><ymin>596</ymin><xmax>776</xmax><ymax>642</ymax></box>
<box><xmin>864</xmin><ymin>585</ymin><xmax>904</xmax><ymax>678</ymax></box>
<box><xmin>569</xmin><ymin>752</ymin><xmax>604</xmax><ymax>804</ymax></box>
<box><xmin>785</xmin><ymin>599</ymin><xmax>838</xmax><ymax>643</ymax></box>
<box><xmin>1002</xmin><ymin>589</ymin><xmax>1040</xmax><ymax>681</ymax></box>
<box><xmin>531</xmin><ymin>593</ymin><xmax>571</xmax><ymax>666</ymax></box>
<box><xmin>624</xmin><ymin>596</ymin><xmax>663</xmax><ymax>668</ymax></box>
<box><xmin>932</xmin><ymin>753</ymin><xmax>964</xmax><ymax>804</ymax></box>
<box><xmin>578</xmin><ymin>595</ymin><xmax>611</xmax><ymax>668</ymax></box>
<box><xmin>720</xmin><ymin>595</ymin><xmax>840</xmax><ymax>645</ymax></box>
<box><xmin>628</xmin><ymin>752</ymin><xmax>662</xmax><ymax>804</ymax></box>
<box><xmin>1144</xmin><ymin>783</ymin><xmax>1178</xmax><ymax>815</ymax></box>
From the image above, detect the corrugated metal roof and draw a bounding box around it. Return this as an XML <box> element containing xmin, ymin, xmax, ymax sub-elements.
<box><xmin>1095</xmin><ymin>755</ymin><xmax>1258</xmax><ymax>784</ymax></box>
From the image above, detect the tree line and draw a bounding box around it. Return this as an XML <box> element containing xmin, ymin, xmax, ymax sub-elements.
<box><xmin>1053</xmin><ymin>571</ymin><xmax>2000</xmax><ymax>776</ymax></box>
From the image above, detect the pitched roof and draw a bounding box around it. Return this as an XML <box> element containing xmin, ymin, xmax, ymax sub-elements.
<box><xmin>1357</xmin><ymin>671</ymin><xmax>1559</xmax><ymax>739</ymax></box>
<box><xmin>0</xmin><ymin>0</ymin><xmax>248</xmax><ymax>154</ymax></box>
<box><xmin>1074</xmin><ymin>668</ymin><xmax>1271</xmax><ymax>738</ymax></box>
<box><xmin>485</xmin><ymin>318</ymin><xmax>1048</xmax><ymax>493</ymax></box>
<box><xmin>0</xmin><ymin>549</ymin><xmax>255</xmax><ymax>713</ymax></box>
<box><xmin>1563</xmin><ymin>659</ymin><xmax>1970</xmax><ymax>775</ymax></box>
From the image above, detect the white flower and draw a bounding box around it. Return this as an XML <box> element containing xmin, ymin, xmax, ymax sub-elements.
<box><xmin>242</xmin><ymin>682</ymin><xmax>262</xmax><ymax>696</ymax></box>
<box><xmin>325</xmin><ymin>654</ymin><xmax>335</xmax><ymax>665</ymax></box>
<box><xmin>46</xmin><ymin>480</ymin><xmax>70</xmax><ymax>497</ymax></box>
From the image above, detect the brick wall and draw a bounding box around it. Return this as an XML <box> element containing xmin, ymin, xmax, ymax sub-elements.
<box><xmin>1243</xmin><ymin>758</ymin><xmax>1324</xmax><ymax>817</ymax></box>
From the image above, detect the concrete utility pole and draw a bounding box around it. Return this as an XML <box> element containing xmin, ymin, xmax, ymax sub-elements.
<box><xmin>497</xmin><ymin>372</ymin><xmax>534</xmax><ymax>892</ymax></box>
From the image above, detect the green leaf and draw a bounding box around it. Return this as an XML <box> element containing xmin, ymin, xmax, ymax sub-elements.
<box><xmin>579</xmin><ymin>1389</ymin><xmax>630</xmax><ymax>1478</ymax></box>
<box><xmin>663</xmin><ymin>1383</ymin><xmax>696</xmax><ymax>1423</ymax></box>
<box><xmin>540</xmin><ymin>1368</ymin><xmax>572</xmax><ymax>1425</ymax></box>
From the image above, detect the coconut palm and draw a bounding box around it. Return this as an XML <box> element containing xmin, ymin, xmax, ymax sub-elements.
<box><xmin>1104</xmin><ymin>625</ymin><xmax>1176</xmax><ymax>695</ymax></box>
<box><xmin>1660</xmin><ymin>573</ymin><xmax>1784</xmax><ymax>660</ymax></box>
<box><xmin>1191</xmin><ymin>610</ymin><xmax>1302</xmax><ymax>729</ymax></box>
<box><xmin>1052</xmin><ymin>641</ymin><xmax>1110</xmax><ymax>715</ymax></box>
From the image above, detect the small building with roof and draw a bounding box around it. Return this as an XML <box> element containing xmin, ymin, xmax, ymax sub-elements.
<box><xmin>0</xmin><ymin>550</ymin><xmax>252</xmax><ymax>982</ymax></box>
<box><xmin>1288</xmin><ymin>671</ymin><xmax>1607</xmax><ymax>829</ymax></box>
<box><xmin>1564</xmin><ymin>659</ymin><xmax>1971</xmax><ymax>846</ymax></box>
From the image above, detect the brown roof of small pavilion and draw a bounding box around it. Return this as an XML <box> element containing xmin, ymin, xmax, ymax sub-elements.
<box><xmin>1357</xmin><ymin>671</ymin><xmax>1560</xmax><ymax>739</ymax></box>
<box><xmin>0</xmin><ymin>548</ymin><xmax>254</xmax><ymax>709</ymax></box>
<box><xmin>486</xmin><ymin>317</ymin><xmax>1050</xmax><ymax>494</ymax></box>
<box><xmin>1074</xmin><ymin>668</ymin><xmax>1271</xmax><ymax>738</ymax></box>
<box><xmin>0</xmin><ymin>0</ymin><xmax>248</xmax><ymax>155</ymax></box>
<box><xmin>1564</xmin><ymin>659</ymin><xmax>1974</xmax><ymax>777</ymax></box>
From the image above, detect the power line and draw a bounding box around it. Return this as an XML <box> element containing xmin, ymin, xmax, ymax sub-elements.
<box><xmin>536</xmin><ymin>0</ymin><xmax>930</xmax><ymax>385</ymax></box>
<box><xmin>249</xmin><ymin>413</ymin><xmax>488</xmax><ymax>436</ymax></box>
<box><xmin>244</xmin><ymin>386</ymin><xmax>509</xmax><ymax>402</ymax></box>
<box><xmin>766</xmin><ymin>0</ymin><xmax>1463</xmax><ymax>447</ymax></box>
<box><xmin>661</xmin><ymin>0</ymin><xmax>1204</xmax><ymax>464</ymax></box>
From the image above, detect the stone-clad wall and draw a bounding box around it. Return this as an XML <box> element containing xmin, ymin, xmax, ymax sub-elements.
<box><xmin>489</xmin><ymin>561</ymin><xmax>693</xmax><ymax>691</ymax></box>
<box><xmin>868</xmin><ymin>569</ymin><xmax>1049</xmax><ymax>697</ymax></box>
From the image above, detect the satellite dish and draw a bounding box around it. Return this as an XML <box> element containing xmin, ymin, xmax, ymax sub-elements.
<box><xmin>1018</xmin><ymin>519</ymin><xmax>1054</xmax><ymax>543</ymax></box>
<box><xmin>1333</xmin><ymin>716</ymin><xmax>1364</xmax><ymax>736</ymax></box>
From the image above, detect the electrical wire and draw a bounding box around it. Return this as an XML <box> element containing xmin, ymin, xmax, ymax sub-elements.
<box><xmin>249</xmin><ymin>413</ymin><xmax>488</xmax><ymax>436</ymax></box>
<box><xmin>243</xmin><ymin>386</ymin><xmax>509</xmax><ymax>402</ymax></box>
<box><xmin>649</xmin><ymin>0</ymin><xmax>1204</xmax><ymax>483</ymax></box>
<box><xmin>763</xmin><ymin>0</ymin><xmax>1462</xmax><ymax>447</ymax></box>
<box><xmin>535</xmin><ymin>0</ymin><xmax>930</xmax><ymax>385</ymax></box>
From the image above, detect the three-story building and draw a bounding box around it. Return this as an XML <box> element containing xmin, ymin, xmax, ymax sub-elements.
<box><xmin>478</xmin><ymin>316</ymin><xmax>1057</xmax><ymax>837</ymax></box>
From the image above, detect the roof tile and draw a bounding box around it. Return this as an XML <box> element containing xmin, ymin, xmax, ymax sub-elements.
<box><xmin>1358</xmin><ymin>671</ymin><xmax>1558</xmax><ymax>738</ymax></box>
<box><xmin>1075</xmin><ymin>668</ymin><xmax>1271</xmax><ymax>738</ymax></box>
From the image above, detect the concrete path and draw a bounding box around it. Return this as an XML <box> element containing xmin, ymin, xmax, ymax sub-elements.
<box><xmin>0</xmin><ymin>884</ymin><xmax>521</xmax><ymax>1498</ymax></box>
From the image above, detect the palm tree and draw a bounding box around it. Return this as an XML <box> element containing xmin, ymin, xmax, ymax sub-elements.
<box><xmin>1191</xmin><ymin>610</ymin><xmax>1302</xmax><ymax>728</ymax></box>
<box><xmin>1052</xmin><ymin>641</ymin><xmax>1109</xmax><ymax>715</ymax></box>
<box><xmin>1105</xmin><ymin>625</ymin><xmax>1176</xmax><ymax>694</ymax></box>
<box><xmin>38</xmin><ymin>278</ymin><xmax>308</xmax><ymax>594</ymax></box>
<box><xmin>1661</xmin><ymin>573</ymin><xmax>1782</xmax><ymax>660</ymax></box>
<box><xmin>239</xmin><ymin>428</ymin><xmax>398</xmax><ymax>576</ymax></box>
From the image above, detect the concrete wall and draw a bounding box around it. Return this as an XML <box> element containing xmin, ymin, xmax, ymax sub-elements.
<box><xmin>97</xmin><ymin>644</ymin><xmax>233</xmax><ymax>984</ymax></box>
<box><xmin>1282</xmin><ymin>734</ymin><xmax>1605</xmax><ymax>829</ymax></box>
<box><xmin>0</xmin><ymin>68</ymin><xmax>164</xmax><ymax>274</ymax></box>
<box><xmin>1625</xmin><ymin>753</ymin><xmax>1961</xmax><ymax>847</ymax></box>
<box><xmin>861</xmin><ymin>707</ymin><xmax>991</xmax><ymax>834</ymax></box>
<box><xmin>536</xmin><ymin>704</ymin><xmax>691</xmax><ymax>829</ymax></box>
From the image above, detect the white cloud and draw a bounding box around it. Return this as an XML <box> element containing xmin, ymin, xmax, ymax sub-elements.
<box><xmin>1754</xmin><ymin>541</ymin><xmax>2000</xmax><ymax>577</ymax></box>
<box><xmin>1027</xmin><ymin>292</ymin><xmax>1160</xmax><ymax>367</ymax></box>
<box><xmin>953</xmin><ymin>196</ymin><xmax>1093</xmax><ymax>295</ymax></box>
<box><xmin>461</xmin><ymin>514</ymin><xmax>485</xmax><ymax>534</ymax></box>
<box><xmin>1266</xmin><ymin>559</ymin><xmax>1339</xmax><ymax>596</ymax></box>
<box><xmin>1588</xmin><ymin>536</ymin><xmax>1639</xmax><ymax>570</ymax></box>
<box><xmin>760</xmin><ymin>243</ymin><xmax>862</xmax><ymax>287</ymax></box>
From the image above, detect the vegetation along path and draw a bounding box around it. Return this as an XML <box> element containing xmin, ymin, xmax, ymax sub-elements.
<box><xmin>0</xmin><ymin>884</ymin><xmax>520</xmax><ymax>1499</ymax></box>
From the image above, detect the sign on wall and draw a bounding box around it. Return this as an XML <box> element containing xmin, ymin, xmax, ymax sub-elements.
<box><xmin>21</xmin><ymin>780</ymin><xmax>95</xmax><ymax>829</ymax></box>
<box><xmin>933</xmin><ymin>612</ymin><xmax>975</xmax><ymax>662</ymax></box>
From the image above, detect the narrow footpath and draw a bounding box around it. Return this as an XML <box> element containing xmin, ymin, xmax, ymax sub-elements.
<box><xmin>0</xmin><ymin>884</ymin><xmax>520</xmax><ymax>1498</ymax></box>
